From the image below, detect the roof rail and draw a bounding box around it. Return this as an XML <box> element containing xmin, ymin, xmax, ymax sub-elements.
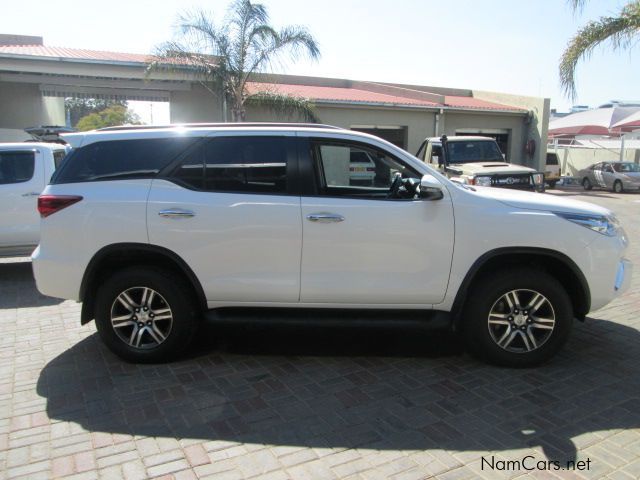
<box><xmin>96</xmin><ymin>122</ymin><xmax>344</xmax><ymax>132</ymax></box>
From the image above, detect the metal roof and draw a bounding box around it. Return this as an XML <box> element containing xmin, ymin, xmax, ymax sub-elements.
<box><xmin>0</xmin><ymin>45</ymin><xmax>527</xmax><ymax>113</ymax></box>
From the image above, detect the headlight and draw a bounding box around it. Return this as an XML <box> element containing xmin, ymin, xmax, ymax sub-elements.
<box><xmin>554</xmin><ymin>211</ymin><xmax>620</xmax><ymax>236</ymax></box>
<box><xmin>532</xmin><ymin>173</ymin><xmax>544</xmax><ymax>185</ymax></box>
<box><xmin>475</xmin><ymin>176</ymin><xmax>492</xmax><ymax>187</ymax></box>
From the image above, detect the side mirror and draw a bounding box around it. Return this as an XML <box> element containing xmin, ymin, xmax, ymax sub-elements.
<box><xmin>419</xmin><ymin>174</ymin><xmax>444</xmax><ymax>200</ymax></box>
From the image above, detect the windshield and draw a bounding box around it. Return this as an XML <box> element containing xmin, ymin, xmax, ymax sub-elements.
<box><xmin>612</xmin><ymin>162</ymin><xmax>640</xmax><ymax>173</ymax></box>
<box><xmin>446</xmin><ymin>140</ymin><xmax>504</xmax><ymax>164</ymax></box>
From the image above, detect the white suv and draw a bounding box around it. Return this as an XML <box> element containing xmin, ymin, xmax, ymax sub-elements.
<box><xmin>32</xmin><ymin>124</ymin><xmax>632</xmax><ymax>366</ymax></box>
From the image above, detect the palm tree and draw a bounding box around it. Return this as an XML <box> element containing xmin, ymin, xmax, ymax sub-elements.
<box><xmin>560</xmin><ymin>0</ymin><xmax>640</xmax><ymax>100</ymax></box>
<box><xmin>150</xmin><ymin>0</ymin><xmax>320</xmax><ymax>122</ymax></box>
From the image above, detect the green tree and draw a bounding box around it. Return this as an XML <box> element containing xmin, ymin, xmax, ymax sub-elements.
<box><xmin>150</xmin><ymin>0</ymin><xmax>320</xmax><ymax>122</ymax></box>
<box><xmin>560</xmin><ymin>0</ymin><xmax>640</xmax><ymax>100</ymax></box>
<box><xmin>65</xmin><ymin>98</ymin><xmax>127</xmax><ymax>127</ymax></box>
<box><xmin>76</xmin><ymin>104</ymin><xmax>142</xmax><ymax>131</ymax></box>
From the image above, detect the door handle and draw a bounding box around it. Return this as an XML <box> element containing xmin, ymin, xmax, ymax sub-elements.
<box><xmin>158</xmin><ymin>208</ymin><xmax>195</xmax><ymax>219</ymax></box>
<box><xmin>22</xmin><ymin>192</ymin><xmax>40</xmax><ymax>197</ymax></box>
<box><xmin>306</xmin><ymin>213</ymin><xmax>345</xmax><ymax>223</ymax></box>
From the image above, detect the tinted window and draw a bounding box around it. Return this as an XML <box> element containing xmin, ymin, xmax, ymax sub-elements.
<box><xmin>546</xmin><ymin>153</ymin><xmax>558</xmax><ymax>165</ymax></box>
<box><xmin>171</xmin><ymin>137</ymin><xmax>288</xmax><ymax>194</ymax></box>
<box><xmin>0</xmin><ymin>151</ymin><xmax>35</xmax><ymax>184</ymax></box>
<box><xmin>52</xmin><ymin>138</ymin><xmax>198</xmax><ymax>184</ymax></box>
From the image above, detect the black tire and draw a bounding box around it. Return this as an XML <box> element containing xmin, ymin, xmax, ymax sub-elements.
<box><xmin>94</xmin><ymin>266</ymin><xmax>199</xmax><ymax>363</ymax></box>
<box><xmin>582</xmin><ymin>178</ymin><xmax>593</xmax><ymax>190</ymax></box>
<box><xmin>461</xmin><ymin>268</ymin><xmax>573</xmax><ymax>367</ymax></box>
<box><xmin>613</xmin><ymin>180</ymin><xmax>623</xmax><ymax>193</ymax></box>
<box><xmin>547</xmin><ymin>181</ymin><xmax>556</xmax><ymax>189</ymax></box>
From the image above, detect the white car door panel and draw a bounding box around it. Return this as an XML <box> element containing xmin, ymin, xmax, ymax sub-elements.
<box><xmin>148</xmin><ymin>181</ymin><xmax>302</xmax><ymax>302</ymax></box>
<box><xmin>0</xmin><ymin>149</ymin><xmax>43</xmax><ymax>247</ymax></box>
<box><xmin>300</xmin><ymin>197</ymin><xmax>454</xmax><ymax>304</ymax></box>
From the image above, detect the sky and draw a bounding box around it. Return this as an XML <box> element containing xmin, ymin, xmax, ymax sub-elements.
<box><xmin>3</xmin><ymin>0</ymin><xmax>638</xmax><ymax>122</ymax></box>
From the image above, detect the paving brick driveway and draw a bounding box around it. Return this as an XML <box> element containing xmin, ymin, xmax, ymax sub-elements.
<box><xmin>1</xmin><ymin>189</ymin><xmax>639</xmax><ymax>480</ymax></box>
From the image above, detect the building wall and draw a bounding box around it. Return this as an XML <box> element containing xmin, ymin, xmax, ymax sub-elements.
<box><xmin>170</xmin><ymin>84</ymin><xmax>223</xmax><ymax>123</ymax></box>
<box><xmin>472</xmin><ymin>90</ymin><xmax>550</xmax><ymax>171</ymax></box>
<box><xmin>442</xmin><ymin>111</ymin><xmax>526</xmax><ymax>164</ymax></box>
<box><xmin>551</xmin><ymin>146</ymin><xmax>640</xmax><ymax>176</ymax></box>
<box><xmin>0</xmin><ymin>81</ymin><xmax>65</xmax><ymax>141</ymax></box>
<box><xmin>246</xmin><ymin>103</ymin><xmax>436</xmax><ymax>154</ymax></box>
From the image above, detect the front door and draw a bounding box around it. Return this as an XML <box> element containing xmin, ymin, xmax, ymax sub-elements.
<box><xmin>147</xmin><ymin>135</ymin><xmax>302</xmax><ymax>304</ymax></box>
<box><xmin>298</xmin><ymin>138</ymin><xmax>454</xmax><ymax>305</ymax></box>
<box><xmin>0</xmin><ymin>149</ymin><xmax>43</xmax><ymax>249</ymax></box>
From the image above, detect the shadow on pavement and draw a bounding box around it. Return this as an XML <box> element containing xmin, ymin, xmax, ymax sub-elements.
<box><xmin>0</xmin><ymin>260</ymin><xmax>64</xmax><ymax>308</ymax></box>
<box><xmin>36</xmin><ymin>315</ymin><xmax>640</xmax><ymax>463</ymax></box>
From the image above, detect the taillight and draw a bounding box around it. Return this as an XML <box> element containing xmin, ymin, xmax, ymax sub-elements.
<box><xmin>468</xmin><ymin>178</ymin><xmax>476</xmax><ymax>185</ymax></box>
<box><xmin>37</xmin><ymin>195</ymin><xmax>83</xmax><ymax>218</ymax></box>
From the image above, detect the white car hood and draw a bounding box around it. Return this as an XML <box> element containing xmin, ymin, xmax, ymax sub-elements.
<box><xmin>451</xmin><ymin>162</ymin><xmax>536</xmax><ymax>175</ymax></box>
<box><xmin>470</xmin><ymin>186</ymin><xmax>611</xmax><ymax>216</ymax></box>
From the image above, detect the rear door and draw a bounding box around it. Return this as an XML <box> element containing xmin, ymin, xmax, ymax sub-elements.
<box><xmin>0</xmin><ymin>148</ymin><xmax>43</xmax><ymax>248</ymax></box>
<box><xmin>147</xmin><ymin>134</ymin><xmax>302</xmax><ymax>304</ymax></box>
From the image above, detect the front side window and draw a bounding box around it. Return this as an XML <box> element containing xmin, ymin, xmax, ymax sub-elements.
<box><xmin>431</xmin><ymin>145</ymin><xmax>443</xmax><ymax>165</ymax></box>
<box><xmin>52</xmin><ymin>137</ymin><xmax>198</xmax><ymax>184</ymax></box>
<box><xmin>170</xmin><ymin>136</ymin><xmax>289</xmax><ymax>194</ymax></box>
<box><xmin>0</xmin><ymin>151</ymin><xmax>35</xmax><ymax>184</ymax></box>
<box><xmin>312</xmin><ymin>140</ymin><xmax>421</xmax><ymax>199</ymax></box>
<box><xmin>613</xmin><ymin>162</ymin><xmax>640</xmax><ymax>173</ymax></box>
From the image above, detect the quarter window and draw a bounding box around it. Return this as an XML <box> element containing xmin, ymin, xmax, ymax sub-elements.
<box><xmin>0</xmin><ymin>151</ymin><xmax>35</xmax><ymax>184</ymax></box>
<box><xmin>52</xmin><ymin>137</ymin><xmax>198</xmax><ymax>184</ymax></box>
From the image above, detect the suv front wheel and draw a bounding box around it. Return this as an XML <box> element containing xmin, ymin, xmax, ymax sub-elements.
<box><xmin>94</xmin><ymin>267</ymin><xmax>199</xmax><ymax>363</ymax></box>
<box><xmin>462</xmin><ymin>268</ymin><xmax>573</xmax><ymax>367</ymax></box>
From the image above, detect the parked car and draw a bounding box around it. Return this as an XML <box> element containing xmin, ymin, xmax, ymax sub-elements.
<box><xmin>415</xmin><ymin>135</ymin><xmax>545</xmax><ymax>191</ymax></box>
<box><xmin>32</xmin><ymin>123</ymin><xmax>631</xmax><ymax>367</ymax></box>
<box><xmin>579</xmin><ymin>161</ymin><xmax>640</xmax><ymax>193</ymax></box>
<box><xmin>0</xmin><ymin>142</ymin><xmax>68</xmax><ymax>257</ymax></box>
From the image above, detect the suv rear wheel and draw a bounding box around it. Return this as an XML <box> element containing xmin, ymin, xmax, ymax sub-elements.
<box><xmin>462</xmin><ymin>269</ymin><xmax>573</xmax><ymax>367</ymax></box>
<box><xmin>94</xmin><ymin>267</ymin><xmax>199</xmax><ymax>363</ymax></box>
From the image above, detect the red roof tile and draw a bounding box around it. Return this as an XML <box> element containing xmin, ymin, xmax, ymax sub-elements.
<box><xmin>0</xmin><ymin>45</ymin><xmax>152</xmax><ymax>63</ymax></box>
<box><xmin>444</xmin><ymin>95</ymin><xmax>524</xmax><ymax>111</ymax></box>
<box><xmin>247</xmin><ymin>82</ymin><xmax>440</xmax><ymax>107</ymax></box>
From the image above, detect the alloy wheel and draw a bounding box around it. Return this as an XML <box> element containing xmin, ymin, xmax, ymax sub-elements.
<box><xmin>109</xmin><ymin>286</ymin><xmax>173</xmax><ymax>349</ymax></box>
<box><xmin>487</xmin><ymin>289</ymin><xmax>555</xmax><ymax>353</ymax></box>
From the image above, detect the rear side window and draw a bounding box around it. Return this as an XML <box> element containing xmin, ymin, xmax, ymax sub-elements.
<box><xmin>52</xmin><ymin>138</ymin><xmax>198</xmax><ymax>184</ymax></box>
<box><xmin>0</xmin><ymin>151</ymin><xmax>35</xmax><ymax>184</ymax></box>
<box><xmin>53</xmin><ymin>150</ymin><xmax>68</xmax><ymax>169</ymax></box>
<box><xmin>546</xmin><ymin>153</ymin><xmax>558</xmax><ymax>165</ymax></box>
<box><xmin>170</xmin><ymin>136</ymin><xmax>289</xmax><ymax>194</ymax></box>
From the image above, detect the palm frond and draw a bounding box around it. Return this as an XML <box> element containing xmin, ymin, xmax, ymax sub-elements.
<box><xmin>560</xmin><ymin>1</ymin><xmax>640</xmax><ymax>100</ymax></box>
<box><xmin>245</xmin><ymin>92</ymin><xmax>318</xmax><ymax>122</ymax></box>
<box><xmin>568</xmin><ymin>0</ymin><xmax>589</xmax><ymax>14</ymax></box>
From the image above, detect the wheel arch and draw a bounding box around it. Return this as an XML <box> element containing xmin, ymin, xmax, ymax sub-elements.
<box><xmin>80</xmin><ymin>243</ymin><xmax>207</xmax><ymax>325</ymax></box>
<box><xmin>451</xmin><ymin>247</ymin><xmax>591</xmax><ymax>329</ymax></box>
